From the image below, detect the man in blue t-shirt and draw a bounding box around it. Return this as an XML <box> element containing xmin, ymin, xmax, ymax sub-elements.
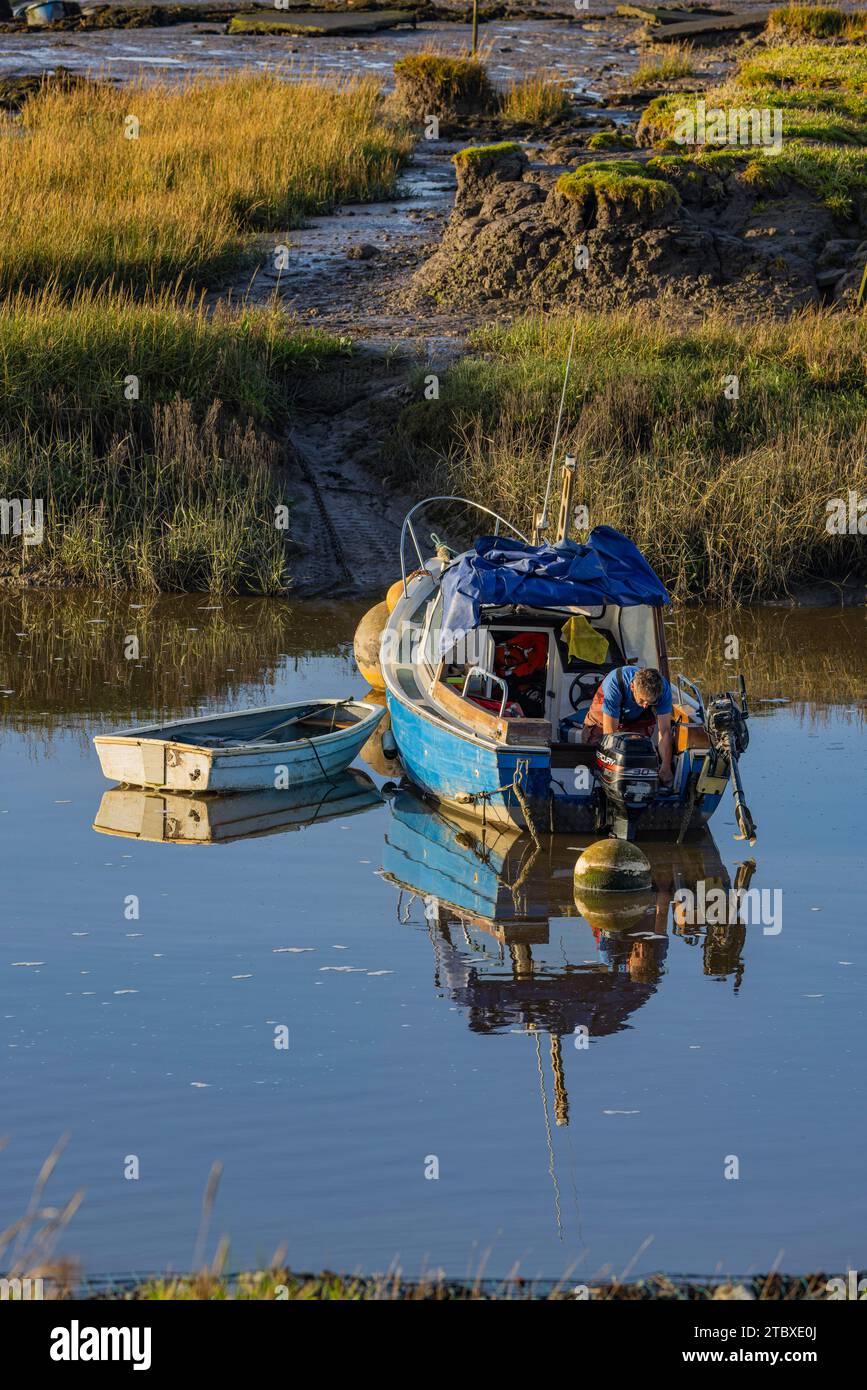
<box><xmin>583</xmin><ymin>665</ymin><xmax>674</xmax><ymax>785</ymax></box>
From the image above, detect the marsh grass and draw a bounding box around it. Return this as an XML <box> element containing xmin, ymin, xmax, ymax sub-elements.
<box><xmin>0</xmin><ymin>1137</ymin><xmax>82</xmax><ymax>1299</ymax></box>
<box><xmin>640</xmin><ymin>90</ymin><xmax>867</xmax><ymax>149</ymax></box>
<box><xmin>96</xmin><ymin>1265</ymin><xmax>840</xmax><ymax>1300</ymax></box>
<box><xmin>737</xmin><ymin>40</ymin><xmax>867</xmax><ymax>93</ymax></box>
<box><xmin>637</xmin><ymin>37</ymin><xmax>867</xmax><ymax>215</ymax></box>
<box><xmin>630</xmin><ymin>42</ymin><xmax>695</xmax><ymax>89</ymax></box>
<box><xmin>0</xmin><ymin>287</ymin><xmax>346</xmax><ymax>592</ymax></box>
<box><xmin>0</xmin><ymin>71</ymin><xmax>412</xmax><ymax>294</ymax></box>
<box><xmin>766</xmin><ymin>4</ymin><xmax>867</xmax><ymax>39</ymax></box>
<box><xmin>389</xmin><ymin>308</ymin><xmax>867</xmax><ymax>603</ymax></box>
<box><xmin>498</xmin><ymin>72</ymin><xmax>571</xmax><ymax>124</ymax></box>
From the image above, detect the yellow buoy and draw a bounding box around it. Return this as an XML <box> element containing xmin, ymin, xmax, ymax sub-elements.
<box><xmin>385</xmin><ymin>579</ymin><xmax>404</xmax><ymax>614</ymax></box>
<box><xmin>353</xmin><ymin>601</ymin><xmax>389</xmax><ymax>691</ymax></box>
<box><xmin>385</xmin><ymin>570</ymin><xmax>425</xmax><ymax>613</ymax></box>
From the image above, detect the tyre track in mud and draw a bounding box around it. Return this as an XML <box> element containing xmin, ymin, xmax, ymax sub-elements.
<box><xmin>284</xmin><ymin>345</ymin><xmax>453</xmax><ymax>598</ymax></box>
<box><xmin>246</xmin><ymin>140</ymin><xmax>471</xmax><ymax>599</ymax></box>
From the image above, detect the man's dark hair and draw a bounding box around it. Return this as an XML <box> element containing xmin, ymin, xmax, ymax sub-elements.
<box><xmin>632</xmin><ymin>668</ymin><xmax>664</xmax><ymax>703</ymax></box>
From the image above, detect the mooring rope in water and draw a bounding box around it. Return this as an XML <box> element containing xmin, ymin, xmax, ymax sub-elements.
<box><xmin>512</xmin><ymin>759</ymin><xmax>542</xmax><ymax>848</ymax></box>
<box><xmin>456</xmin><ymin>760</ymin><xmax>543</xmax><ymax>846</ymax></box>
<box><xmin>550</xmin><ymin>1033</ymin><xmax>569</xmax><ymax>1129</ymax></box>
<box><xmin>302</xmin><ymin>735</ymin><xmax>335</xmax><ymax>784</ymax></box>
<box><xmin>533</xmin><ymin>1028</ymin><xmax>564</xmax><ymax>1243</ymax></box>
<box><xmin>508</xmin><ymin>835</ymin><xmax>540</xmax><ymax>915</ymax></box>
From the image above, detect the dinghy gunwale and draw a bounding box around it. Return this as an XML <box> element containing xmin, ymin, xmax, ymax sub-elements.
<box><xmin>94</xmin><ymin>698</ymin><xmax>383</xmax><ymax>760</ymax></box>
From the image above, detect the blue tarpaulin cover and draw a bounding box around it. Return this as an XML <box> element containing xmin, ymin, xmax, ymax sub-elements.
<box><xmin>439</xmin><ymin>526</ymin><xmax>670</xmax><ymax>654</ymax></box>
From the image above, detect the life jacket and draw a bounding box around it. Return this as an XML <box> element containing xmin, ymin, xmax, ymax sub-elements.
<box><xmin>584</xmin><ymin>667</ymin><xmax>657</xmax><ymax>736</ymax></box>
<box><xmin>494</xmin><ymin>632</ymin><xmax>547</xmax><ymax>681</ymax></box>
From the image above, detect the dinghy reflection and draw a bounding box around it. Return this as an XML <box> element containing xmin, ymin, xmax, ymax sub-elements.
<box><xmin>92</xmin><ymin>768</ymin><xmax>382</xmax><ymax>845</ymax></box>
<box><xmin>382</xmin><ymin>788</ymin><xmax>747</xmax><ymax>1049</ymax></box>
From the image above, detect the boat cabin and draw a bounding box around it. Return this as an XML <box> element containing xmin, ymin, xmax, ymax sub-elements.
<box><xmin>416</xmin><ymin>585</ymin><xmax>671</xmax><ymax>751</ymax></box>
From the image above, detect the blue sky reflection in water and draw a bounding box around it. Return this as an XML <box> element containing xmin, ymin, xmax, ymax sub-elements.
<box><xmin>0</xmin><ymin>595</ymin><xmax>865</xmax><ymax>1283</ymax></box>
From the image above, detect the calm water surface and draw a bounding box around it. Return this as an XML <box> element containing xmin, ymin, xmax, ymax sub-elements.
<box><xmin>1</xmin><ymin>593</ymin><xmax>865</xmax><ymax>1282</ymax></box>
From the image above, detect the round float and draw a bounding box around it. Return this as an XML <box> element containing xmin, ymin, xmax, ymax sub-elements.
<box><xmin>573</xmin><ymin>888</ymin><xmax>656</xmax><ymax>935</ymax></box>
<box><xmin>353</xmin><ymin>601</ymin><xmax>389</xmax><ymax>691</ymax></box>
<box><xmin>573</xmin><ymin>838</ymin><xmax>653</xmax><ymax>894</ymax></box>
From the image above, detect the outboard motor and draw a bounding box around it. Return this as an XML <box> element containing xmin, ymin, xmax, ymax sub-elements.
<box><xmin>705</xmin><ymin>675</ymin><xmax>756</xmax><ymax>845</ymax></box>
<box><xmin>594</xmin><ymin>732</ymin><xmax>659</xmax><ymax>841</ymax></box>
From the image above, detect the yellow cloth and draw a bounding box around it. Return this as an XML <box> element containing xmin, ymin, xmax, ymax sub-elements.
<box><xmin>563</xmin><ymin>616</ymin><xmax>609</xmax><ymax>664</ymax></box>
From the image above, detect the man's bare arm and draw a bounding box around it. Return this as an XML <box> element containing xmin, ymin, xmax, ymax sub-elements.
<box><xmin>657</xmin><ymin>713</ymin><xmax>673</xmax><ymax>782</ymax></box>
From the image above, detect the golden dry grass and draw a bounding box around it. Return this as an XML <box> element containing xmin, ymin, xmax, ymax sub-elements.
<box><xmin>630</xmin><ymin>41</ymin><xmax>696</xmax><ymax>89</ymax></box>
<box><xmin>0</xmin><ymin>70</ymin><xmax>412</xmax><ymax>294</ymax></box>
<box><xmin>391</xmin><ymin>307</ymin><xmax>867</xmax><ymax>603</ymax></box>
<box><xmin>498</xmin><ymin>72</ymin><xmax>571</xmax><ymax>124</ymax></box>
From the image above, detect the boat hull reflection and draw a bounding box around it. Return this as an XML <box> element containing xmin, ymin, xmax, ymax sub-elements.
<box><xmin>382</xmin><ymin>787</ymin><xmax>745</xmax><ymax>1041</ymax></box>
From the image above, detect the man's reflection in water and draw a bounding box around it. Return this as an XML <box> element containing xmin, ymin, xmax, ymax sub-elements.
<box><xmin>429</xmin><ymin>854</ymin><xmax>748</xmax><ymax>1044</ymax></box>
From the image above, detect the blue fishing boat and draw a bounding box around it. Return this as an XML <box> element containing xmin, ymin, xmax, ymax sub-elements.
<box><xmin>380</xmin><ymin>487</ymin><xmax>755</xmax><ymax>842</ymax></box>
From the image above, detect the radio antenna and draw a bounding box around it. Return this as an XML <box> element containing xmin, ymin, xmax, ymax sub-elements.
<box><xmin>536</xmin><ymin>321</ymin><xmax>577</xmax><ymax>543</ymax></box>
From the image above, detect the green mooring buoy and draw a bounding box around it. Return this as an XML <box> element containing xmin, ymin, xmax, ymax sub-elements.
<box><xmin>573</xmin><ymin>838</ymin><xmax>653</xmax><ymax>894</ymax></box>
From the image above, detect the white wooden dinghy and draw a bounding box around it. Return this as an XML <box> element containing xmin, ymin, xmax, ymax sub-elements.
<box><xmin>93</xmin><ymin>698</ymin><xmax>384</xmax><ymax>793</ymax></box>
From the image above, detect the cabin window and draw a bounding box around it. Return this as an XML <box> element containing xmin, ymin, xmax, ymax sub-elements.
<box><xmin>618</xmin><ymin>606</ymin><xmax>661</xmax><ymax>669</ymax></box>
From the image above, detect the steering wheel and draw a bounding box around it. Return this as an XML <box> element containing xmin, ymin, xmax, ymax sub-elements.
<box><xmin>569</xmin><ymin>673</ymin><xmax>601</xmax><ymax>710</ymax></box>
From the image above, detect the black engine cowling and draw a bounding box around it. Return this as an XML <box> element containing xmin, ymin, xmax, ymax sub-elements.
<box><xmin>594</xmin><ymin>733</ymin><xmax>659</xmax><ymax>839</ymax></box>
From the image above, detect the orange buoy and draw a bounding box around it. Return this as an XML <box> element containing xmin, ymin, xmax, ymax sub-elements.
<box><xmin>353</xmin><ymin>601</ymin><xmax>389</xmax><ymax>691</ymax></box>
<box><xmin>385</xmin><ymin>569</ymin><xmax>425</xmax><ymax>613</ymax></box>
<box><xmin>385</xmin><ymin>579</ymin><xmax>404</xmax><ymax>613</ymax></box>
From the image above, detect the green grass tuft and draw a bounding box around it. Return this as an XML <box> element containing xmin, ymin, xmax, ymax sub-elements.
<box><xmin>766</xmin><ymin>5</ymin><xmax>867</xmax><ymax>39</ymax></box>
<box><xmin>557</xmin><ymin>159</ymin><xmax>680</xmax><ymax>213</ymax></box>
<box><xmin>587</xmin><ymin>130</ymin><xmax>636</xmax><ymax>151</ymax></box>
<box><xmin>453</xmin><ymin>141</ymin><xmax>521</xmax><ymax>166</ymax></box>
